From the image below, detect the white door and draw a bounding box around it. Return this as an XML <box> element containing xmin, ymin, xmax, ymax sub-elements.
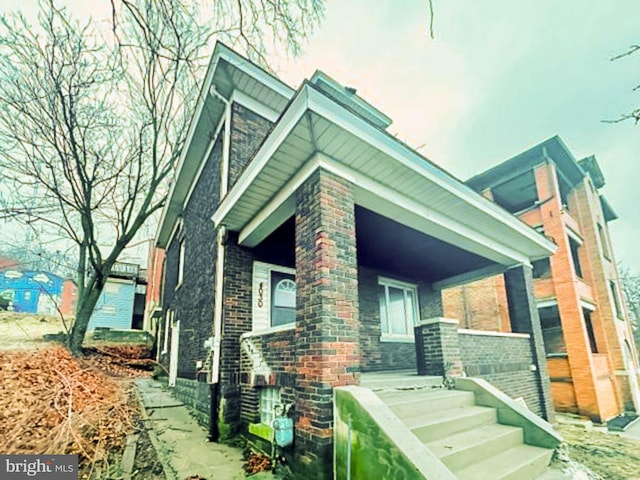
<box><xmin>169</xmin><ymin>319</ymin><xmax>180</xmax><ymax>387</ymax></box>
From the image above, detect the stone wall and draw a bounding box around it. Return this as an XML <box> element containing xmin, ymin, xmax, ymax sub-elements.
<box><xmin>173</xmin><ymin>378</ymin><xmax>212</xmax><ymax>429</ymax></box>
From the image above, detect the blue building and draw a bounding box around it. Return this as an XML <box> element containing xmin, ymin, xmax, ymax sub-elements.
<box><xmin>0</xmin><ymin>270</ymin><xmax>64</xmax><ymax>314</ymax></box>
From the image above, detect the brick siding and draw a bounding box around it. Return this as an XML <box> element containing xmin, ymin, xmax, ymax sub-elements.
<box><xmin>459</xmin><ymin>331</ymin><xmax>542</xmax><ymax>416</ymax></box>
<box><xmin>293</xmin><ymin>169</ymin><xmax>359</xmax><ymax>479</ymax></box>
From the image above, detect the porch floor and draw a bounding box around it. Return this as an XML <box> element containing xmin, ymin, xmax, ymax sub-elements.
<box><xmin>360</xmin><ymin>370</ymin><xmax>442</xmax><ymax>391</ymax></box>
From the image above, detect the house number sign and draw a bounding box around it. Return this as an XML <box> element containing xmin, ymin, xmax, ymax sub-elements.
<box><xmin>258</xmin><ymin>282</ymin><xmax>264</xmax><ymax>307</ymax></box>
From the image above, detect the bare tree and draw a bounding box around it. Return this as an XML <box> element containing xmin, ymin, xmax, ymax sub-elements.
<box><xmin>0</xmin><ymin>0</ymin><xmax>323</xmax><ymax>355</ymax></box>
<box><xmin>620</xmin><ymin>265</ymin><xmax>640</xmax><ymax>351</ymax></box>
<box><xmin>608</xmin><ymin>45</ymin><xmax>640</xmax><ymax>123</ymax></box>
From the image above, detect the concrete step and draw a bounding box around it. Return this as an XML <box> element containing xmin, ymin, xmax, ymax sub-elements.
<box><xmin>455</xmin><ymin>444</ymin><xmax>554</xmax><ymax>480</ymax></box>
<box><xmin>362</xmin><ymin>373</ymin><xmax>442</xmax><ymax>391</ymax></box>
<box><xmin>427</xmin><ymin>423</ymin><xmax>523</xmax><ymax>471</ymax></box>
<box><xmin>405</xmin><ymin>405</ymin><xmax>497</xmax><ymax>443</ymax></box>
<box><xmin>379</xmin><ymin>389</ymin><xmax>476</xmax><ymax>414</ymax></box>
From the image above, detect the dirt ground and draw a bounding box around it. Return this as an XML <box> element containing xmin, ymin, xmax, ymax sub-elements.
<box><xmin>0</xmin><ymin>311</ymin><xmax>70</xmax><ymax>348</ymax></box>
<box><xmin>555</xmin><ymin>423</ymin><xmax>640</xmax><ymax>480</ymax></box>
<box><xmin>0</xmin><ymin>312</ymin><xmax>166</xmax><ymax>479</ymax></box>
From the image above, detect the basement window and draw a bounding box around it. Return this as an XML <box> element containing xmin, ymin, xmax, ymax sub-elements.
<box><xmin>379</xmin><ymin>277</ymin><xmax>419</xmax><ymax>339</ymax></box>
<box><xmin>259</xmin><ymin>387</ymin><xmax>281</xmax><ymax>426</ymax></box>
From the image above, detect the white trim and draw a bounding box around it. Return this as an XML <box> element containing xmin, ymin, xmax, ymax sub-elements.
<box><xmin>258</xmin><ymin>261</ymin><xmax>296</xmax><ymax>276</ymax></box>
<box><xmin>236</xmin><ymin>149</ymin><xmax>535</xmax><ymax>266</ymax></box>
<box><xmin>231</xmin><ymin>89</ymin><xmax>280</xmax><ymax>122</ymax></box>
<box><xmin>166</xmin><ymin>218</ymin><xmax>183</xmax><ymax>249</ymax></box>
<box><xmin>304</xmin><ymin>86</ymin><xmax>554</xmax><ymax>252</ymax></box>
<box><xmin>458</xmin><ymin>329</ymin><xmax>530</xmax><ymax>339</ymax></box>
<box><xmin>212</xmin><ymin>88</ymin><xmax>309</xmax><ymax>227</ymax></box>
<box><xmin>221</xmin><ymin>99</ymin><xmax>231</xmax><ymax>196</ymax></box>
<box><xmin>536</xmin><ymin>298</ymin><xmax>558</xmax><ymax>309</ymax></box>
<box><xmin>419</xmin><ymin>317</ymin><xmax>460</xmax><ymax>326</ymax></box>
<box><xmin>580</xmin><ymin>300</ymin><xmax>596</xmax><ymax>312</ymax></box>
<box><xmin>378</xmin><ymin>276</ymin><xmax>420</xmax><ymax>338</ymax></box>
<box><xmin>183</xmin><ymin>114</ymin><xmax>226</xmax><ymax>209</ymax></box>
<box><xmin>176</xmin><ymin>240</ymin><xmax>185</xmax><ymax>289</ymax></box>
<box><xmin>211</xmin><ymin>226</ymin><xmax>226</xmax><ymax>384</ymax></box>
<box><xmin>241</xmin><ymin>323</ymin><xmax>296</xmax><ymax>339</ymax></box>
<box><xmin>380</xmin><ymin>334</ymin><xmax>415</xmax><ymax>343</ymax></box>
<box><xmin>239</xmin><ymin>152</ymin><xmax>318</xmax><ymax>245</ymax></box>
<box><xmin>566</xmin><ymin>227</ymin><xmax>583</xmax><ymax>245</ymax></box>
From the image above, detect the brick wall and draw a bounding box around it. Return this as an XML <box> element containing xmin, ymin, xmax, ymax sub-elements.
<box><xmin>228</xmin><ymin>103</ymin><xmax>273</xmax><ymax>189</ymax></box>
<box><xmin>358</xmin><ymin>266</ymin><xmax>417</xmax><ymax>372</ymax></box>
<box><xmin>442</xmin><ymin>275</ymin><xmax>510</xmax><ymax>332</ymax></box>
<box><xmin>239</xmin><ymin>329</ymin><xmax>297</xmax><ymax>426</ymax></box>
<box><xmin>219</xmin><ymin>233</ymin><xmax>255</xmax><ymax>438</ymax></box>
<box><xmin>294</xmin><ymin>169</ymin><xmax>359</xmax><ymax>480</ymax></box>
<box><xmin>459</xmin><ymin>331</ymin><xmax>542</xmax><ymax>416</ymax></box>
<box><xmin>159</xmin><ymin>137</ymin><xmax>222</xmax><ymax>384</ymax></box>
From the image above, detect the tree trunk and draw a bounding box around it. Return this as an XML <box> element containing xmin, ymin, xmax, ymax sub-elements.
<box><xmin>68</xmin><ymin>286</ymin><xmax>102</xmax><ymax>356</ymax></box>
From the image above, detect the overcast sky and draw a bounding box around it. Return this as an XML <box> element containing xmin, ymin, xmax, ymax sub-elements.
<box><xmin>273</xmin><ymin>0</ymin><xmax>640</xmax><ymax>273</ymax></box>
<box><xmin>1</xmin><ymin>1</ymin><xmax>639</xmax><ymax>273</ymax></box>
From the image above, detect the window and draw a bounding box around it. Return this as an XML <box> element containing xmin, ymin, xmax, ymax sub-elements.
<box><xmin>610</xmin><ymin>281</ymin><xmax>623</xmax><ymax>319</ymax></box>
<box><xmin>532</xmin><ymin>258</ymin><xmax>551</xmax><ymax>279</ymax></box>
<box><xmin>538</xmin><ymin>305</ymin><xmax>566</xmax><ymax>355</ymax></box>
<box><xmin>378</xmin><ymin>277</ymin><xmax>419</xmax><ymax>337</ymax></box>
<box><xmin>177</xmin><ymin>240</ymin><xmax>185</xmax><ymax>287</ymax></box>
<box><xmin>583</xmin><ymin>309</ymin><xmax>598</xmax><ymax>353</ymax></box>
<box><xmin>259</xmin><ymin>387</ymin><xmax>281</xmax><ymax>426</ymax></box>
<box><xmin>271</xmin><ymin>272</ymin><xmax>296</xmax><ymax>327</ymax></box>
<box><xmin>598</xmin><ymin>224</ymin><xmax>611</xmax><ymax>260</ymax></box>
<box><xmin>568</xmin><ymin>236</ymin><xmax>583</xmax><ymax>278</ymax></box>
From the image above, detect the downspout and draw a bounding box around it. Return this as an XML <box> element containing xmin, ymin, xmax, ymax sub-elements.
<box><xmin>209</xmin><ymin>86</ymin><xmax>231</xmax><ymax>441</ymax></box>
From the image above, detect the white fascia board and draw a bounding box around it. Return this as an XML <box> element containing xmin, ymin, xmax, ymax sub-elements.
<box><xmin>566</xmin><ymin>226</ymin><xmax>584</xmax><ymax>245</ymax></box>
<box><xmin>231</xmin><ymin>89</ymin><xmax>281</xmax><ymax>122</ymax></box>
<box><xmin>305</xmin><ymin>87</ymin><xmax>556</xmax><ymax>257</ymax></box>
<box><xmin>156</xmin><ymin>50</ymin><xmax>224</xmax><ymax>246</ymax></box>
<box><xmin>432</xmin><ymin>264</ymin><xmax>510</xmax><ymax>291</ymax></box>
<box><xmin>212</xmin><ymin>87</ymin><xmax>310</xmax><ymax>227</ymax></box>
<box><xmin>581</xmin><ymin>300</ymin><xmax>596</xmax><ymax>312</ymax></box>
<box><xmin>239</xmin><ymin>151</ymin><xmax>531</xmax><ymax>266</ymax></box>
<box><xmin>239</xmin><ymin>152</ymin><xmax>318</xmax><ymax>246</ymax></box>
<box><xmin>318</xmin><ymin>154</ymin><xmax>531</xmax><ymax>265</ymax></box>
<box><xmin>218</xmin><ymin>43</ymin><xmax>294</xmax><ymax>100</ymax></box>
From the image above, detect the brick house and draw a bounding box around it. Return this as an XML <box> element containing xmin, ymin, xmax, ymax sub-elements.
<box><xmin>444</xmin><ymin>136</ymin><xmax>640</xmax><ymax>422</ymax></box>
<box><xmin>153</xmin><ymin>43</ymin><xmax>560</xmax><ymax>478</ymax></box>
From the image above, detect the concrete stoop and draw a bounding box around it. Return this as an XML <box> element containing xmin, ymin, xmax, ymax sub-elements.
<box><xmin>375</xmin><ymin>387</ymin><xmax>555</xmax><ymax>480</ymax></box>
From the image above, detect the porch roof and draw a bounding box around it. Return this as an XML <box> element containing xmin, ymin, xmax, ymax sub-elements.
<box><xmin>212</xmin><ymin>81</ymin><xmax>556</xmax><ymax>284</ymax></box>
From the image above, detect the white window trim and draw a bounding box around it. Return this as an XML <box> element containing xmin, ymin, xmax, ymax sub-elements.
<box><xmin>259</xmin><ymin>386</ymin><xmax>281</xmax><ymax>426</ymax></box>
<box><xmin>176</xmin><ymin>240</ymin><xmax>185</xmax><ymax>289</ymax></box>
<box><xmin>162</xmin><ymin>309</ymin><xmax>172</xmax><ymax>354</ymax></box>
<box><xmin>252</xmin><ymin>261</ymin><xmax>296</xmax><ymax>333</ymax></box>
<box><xmin>378</xmin><ymin>276</ymin><xmax>420</xmax><ymax>342</ymax></box>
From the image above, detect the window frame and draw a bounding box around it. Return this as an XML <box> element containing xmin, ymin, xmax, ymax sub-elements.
<box><xmin>259</xmin><ymin>386</ymin><xmax>281</xmax><ymax>426</ymax></box>
<box><xmin>176</xmin><ymin>240</ymin><xmax>185</xmax><ymax>289</ymax></box>
<box><xmin>378</xmin><ymin>276</ymin><xmax>420</xmax><ymax>342</ymax></box>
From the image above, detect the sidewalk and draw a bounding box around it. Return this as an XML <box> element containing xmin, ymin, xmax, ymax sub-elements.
<box><xmin>135</xmin><ymin>378</ymin><xmax>246</xmax><ymax>480</ymax></box>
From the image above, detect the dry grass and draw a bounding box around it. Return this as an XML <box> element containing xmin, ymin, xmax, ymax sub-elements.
<box><xmin>0</xmin><ymin>311</ymin><xmax>69</xmax><ymax>349</ymax></box>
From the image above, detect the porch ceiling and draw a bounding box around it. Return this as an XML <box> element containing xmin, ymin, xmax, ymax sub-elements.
<box><xmin>212</xmin><ymin>82</ymin><xmax>557</xmax><ymax>280</ymax></box>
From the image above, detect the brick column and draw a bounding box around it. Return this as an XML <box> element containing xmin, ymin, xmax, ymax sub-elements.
<box><xmin>504</xmin><ymin>265</ymin><xmax>555</xmax><ymax>421</ymax></box>
<box><xmin>294</xmin><ymin>169</ymin><xmax>359</xmax><ymax>479</ymax></box>
<box><xmin>415</xmin><ymin>318</ymin><xmax>463</xmax><ymax>377</ymax></box>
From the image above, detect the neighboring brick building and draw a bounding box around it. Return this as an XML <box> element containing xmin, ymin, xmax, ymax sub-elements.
<box><xmin>443</xmin><ymin>136</ymin><xmax>640</xmax><ymax>422</ymax></box>
<box><xmin>153</xmin><ymin>43</ymin><xmax>559</xmax><ymax>478</ymax></box>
